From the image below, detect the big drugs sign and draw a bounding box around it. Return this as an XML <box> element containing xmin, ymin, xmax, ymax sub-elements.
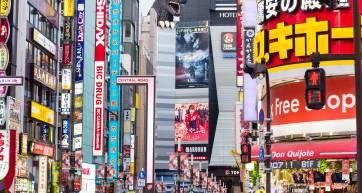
<box><xmin>93</xmin><ymin>0</ymin><xmax>106</xmax><ymax>156</ymax></box>
<box><xmin>254</xmin><ymin>0</ymin><xmax>360</xmax><ymax>68</ymax></box>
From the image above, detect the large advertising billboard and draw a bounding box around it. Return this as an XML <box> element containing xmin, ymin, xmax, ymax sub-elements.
<box><xmin>176</xmin><ymin>21</ymin><xmax>209</xmax><ymax>89</ymax></box>
<box><xmin>175</xmin><ymin>103</ymin><xmax>208</xmax><ymax>160</ymax></box>
<box><xmin>93</xmin><ymin>0</ymin><xmax>106</xmax><ymax>156</ymax></box>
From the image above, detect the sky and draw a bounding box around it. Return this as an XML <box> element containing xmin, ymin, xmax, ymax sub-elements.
<box><xmin>140</xmin><ymin>0</ymin><xmax>155</xmax><ymax>16</ymax></box>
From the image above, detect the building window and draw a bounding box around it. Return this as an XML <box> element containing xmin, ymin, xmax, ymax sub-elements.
<box><xmin>25</xmin><ymin>80</ymin><xmax>31</xmax><ymax>98</ymax></box>
<box><xmin>32</xmin><ymin>84</ymin><xmax>39</xmax><ymax>102</ymax></box>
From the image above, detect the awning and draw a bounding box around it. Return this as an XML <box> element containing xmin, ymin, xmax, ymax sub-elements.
<box><xmin>252</xmin><ymin>138</ymin><xmax>356</xmax><ymax>161</ymax></box>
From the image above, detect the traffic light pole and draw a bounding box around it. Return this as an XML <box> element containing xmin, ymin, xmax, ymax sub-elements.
<box><xmin>265</xmin><ymin>67</ymin><xmax>271</xmax><ymax>193</ymax></box>
<box><xmin>352</xmin><ymin>0</ymin><xmax>362</xmax><ymax>193</ymax></box>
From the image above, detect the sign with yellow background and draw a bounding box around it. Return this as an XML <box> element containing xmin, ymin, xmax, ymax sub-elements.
<box><xmin>63</xmin><ymin>0</ymin><xmax>74</xmax><ymax>17</ymax></box>
<box><xmin>1</xmin><ymin>0</ymin><xmax>11</xmax><ymax>17</ymax></box>
<box><xmin>31</xmin><ymin>101</ymin><xmax>55</xmax><ymax>125</ymax></box>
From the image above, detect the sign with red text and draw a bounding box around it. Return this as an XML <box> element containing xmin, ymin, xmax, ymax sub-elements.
<box><xmin>30</xmin><ymin>142</ymin><xmax>54</xmax><ymax>157</ymax></box>
<box><xmin>93</xmin><ymin>0</ymin><xmax>106</xmax><ymax>156</ymax></box>
<box><xmin>0</xmin><ymin>130</ymin><xmax>10</xmax><ymax>180</ymax></box>
<box><xmin>267</xmin><ymin>76</ymin><xmax>355</xmax><ymax>125</ymax></box>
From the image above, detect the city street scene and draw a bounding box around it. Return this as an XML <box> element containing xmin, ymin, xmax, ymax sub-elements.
<box><xmin>0</xmin><ymin>0</ymin><xmax>361</xmax><ymax>192</ymax></box>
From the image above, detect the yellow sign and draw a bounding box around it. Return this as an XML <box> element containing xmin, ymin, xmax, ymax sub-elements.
<box><xmin>74</xmin><ymin>96</ymin><xmax>83</xmax><ymax>108</ymax></box>
<box><xmin>0</xmin><ymin>0</ymin><xmax>10</xmax><ymax>17</ymax></box>
<box><xmin>31</xmin><ymin>101</ymin><xmax>55</xmax><ymax>125</ymax></box>
<box><xmin>254</xmin><ymin>16</ymin><xmax>361</xmax><ymax>64</ymax></box>
<box><xmin>131</xmin><ymin>108</ymin><xmax>136</xmax><ymax>122</ymax></box>
<box><xmin>63</xmin><ymin>0</ymin><xmax>74</xmax><ymax>17</ymax></box>
<box><xmin>256</xmin><ymin>189</ymin><xmax>266</xmax><ymax>193</ymax></box>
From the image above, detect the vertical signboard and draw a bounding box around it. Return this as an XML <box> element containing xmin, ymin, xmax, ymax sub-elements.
<box><xmin>63</xmin><ymin>0</ymin><xmax>74</xmax><ymax>17</ymax></box>
<box><xmin>61</xmin><ymin>68</ymin><xmax>72</xmax><ymax>90</ymax></box>
<box><xmin>0</xmin><ymin>130</ymin><xmax>10</xmax><ymax>179</ymax></box>
<box><xmin>236</xmin><ymin>0</ymin><xmax>243</xmax><ymax>86</ymax></box>
<box><xmin>0</xmin><ymin>98</ymin><xmax>5</xmax><ymax>126</ymax></box>
<box><xmin>109</xmin><ymin>0</ymin><xmax>121</xmax><ymax>111</ymax></box>
<box><xmin>61</xmin><ymin>119</ymin><xmax>70</xmax><ymax>149</ymax></box>
<box><xmin>175</xmin><ymin>21</ymin><xmax>210</xmax><ymax>89</ymax></box>
<box><xmin>38</xmin><ymin>156</ymin><xmax>48</xmax><ymax>193</ymax></box>
<box><xmin>6</xmin><ymin>96</ymin><xmax>21</xmax><ymax>131</ymax></box>
<box><xmin>81</xmin><ymin>163</ymin><xmax>96</xmax><ymax>193</ymax></box>
<box><xmin>75</xmin><ymin>0</ymin><xmax>85</xmax><ymax>82</ymax></box>
<box><xmin>93</xmin><ymin>0</ymin><xmax>106</xmax><ymax>156</ymax></box>
<box><xmin>108</xmin><ymin>121</ymin><xmax>119</xmax><ymax>181</ymax></box>
<box><xmin>61</xmin><ymin>93</ymin><xmax>71</xmax><ymax>115</ymax></box>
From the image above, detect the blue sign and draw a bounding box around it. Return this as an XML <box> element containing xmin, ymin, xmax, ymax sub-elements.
<box><xmin>223</xmin><ymin>53</ymin><xmax>236</xmax><ymax>58</ymax></box>
<box><xmin>259</xmin><ymin>146</ymin><xmax>265</xmax><ymax>162</ymax></box>
<box><xmin>107</xmin><ymin>120</ymin><xmax>119</xmax><ymax>180</ymax></box>
<box><xmin>138</xmin><ymin>170</ymin><xmax>145</xmax><ymax>179</ymax></box>
<box><xmin>259</xmin><ymin>109</ymin><xmax>264</xmax><ymax>125</ymax></box>
<box><xmin>75</xmin><ymin>0</ymin><xmax>85</xmax><ymax>82</ymax></box>
<box><xmin>61</xmin><ymin>119</ymin><xmax>70</xmax><ymax>149</ymax></box>
<box><xmin>109</xmin><ymin>0</ymin><xmax>122</xmax><ymax>111</ymax></box>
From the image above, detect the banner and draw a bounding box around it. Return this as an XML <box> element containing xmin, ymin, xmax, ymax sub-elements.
<box><xmin>6</xmin><ymin>96</ymin><xmax>20</xmax><ymax>131</ymax></box>
<box><xmin>0</xmin><ymin>130</ymin><xmax>10</xmax><ymax>179</ymax></box>
<box><xmin>168</xmin><ymin>153</ymin><xmax>190</xmax><ymax>170</ymax></box>
<box><xmin>61</xmin><ymin>93</ymin><xmax>71</xmax><ymax>115</ymax></box>
<box><xmin>75</xmin><ymin>0</ymin><xmax>85</xmax><ymax>82</ymax></box>
<box><xmin>176</xmin><ymin>21</ymin><xmax>209</xmax><ymax>89</ymax></box>
<box><xmin>108</xmin><ymin>121</ymin><xmax>119</xmax><ymax>180</ymax></box>
<box><xmin>0</xmin><ymin>98</ymin><xmax>5</xmax><ymax>126</ymax></box>
<box><xmin>93</xmin><ymin>0</ymin><xmax>106</xmax><ymax>156</ymax></box>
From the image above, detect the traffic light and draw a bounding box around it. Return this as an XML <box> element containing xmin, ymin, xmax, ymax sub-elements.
<box><xmin>304</xmin><ymin>68</ymin><xmax>326</xmax><ymax>110</ymax></box>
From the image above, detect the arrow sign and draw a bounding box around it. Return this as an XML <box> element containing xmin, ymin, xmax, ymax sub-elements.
<box><xmin>259</xmin><ymin>109</ymin><xmax>265</xmax><ymax>125</ymax></box>
<box><xmin>0</xmin><ymin>76</ymin><xmax>23</xmax><ymax>85</ymax></box>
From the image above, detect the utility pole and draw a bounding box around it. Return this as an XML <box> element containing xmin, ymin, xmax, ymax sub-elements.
<box><xmin>353</xmin><ymin>0</ymin><xmax>362</xmax><ymax>193</ymax></box>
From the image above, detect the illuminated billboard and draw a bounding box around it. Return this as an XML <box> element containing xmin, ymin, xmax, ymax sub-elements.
<box><xmin>175</xmin><ymin>21</ymin><xmax>209</xmax><ymax>89</ymax></box>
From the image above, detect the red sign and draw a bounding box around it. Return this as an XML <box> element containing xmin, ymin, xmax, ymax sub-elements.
<box><xmin>236</xmin><ymin>0</ymin><xmax>243</xmax><ymax>86</ymax></box>
<box><xmin>93</xmin><ymin>0</ymin><xmax>106</xmax><ymax>156</ymax></box>
<box><xmin>31</xmin><ymin>142</ymin><xmax>54</xmax><ymax>157</ymax></box>
<box><xmin>252</xmin><ymin>138</ymin><xmax>356</xmax><ymax>161</ymax></box>
<box><xmin>260</xmin><ymin>0</ymin><xmax>362</xmax><ymax>68</ymax></box>
<box><xmin>0</xmin><ymin>130</ymin><xmax>16</xmax><ymax>189</ymax></box>
<box><xmin>266</xmin><ymin>76</ymin><xmax>355</xmax><ymax>125</ymax></box>
<box><xmin>62</xmin><ymin>43</ymin><xmax>72</xmax><ymax>65</ymax></box>
<box><xmin>0</xmin><ymin>18</ymin><xmax>9</xmax><ymax>43</ymax></box>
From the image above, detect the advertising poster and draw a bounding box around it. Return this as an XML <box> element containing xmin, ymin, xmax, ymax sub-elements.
<box><xmin>192</xmin><ymin>167</ymin><xmax>200</xmax><ymax>186</ymax></box>
<box><xmin>75</xmin><ymin>0</ymin><xmax>85</xmax><ymax>82</ymax></box>
<box><xmin>175</xmin><ymin>21</ymin><xmax>209</xmax><ymax>89</ymax></box>
<box><xmin>61</xmin><ymin>152</ymin><xmax>70</xmax><ymax>170</ymax></box>
<box><xmin>6</xmin><ymin>96</ymin><xmax>20</xmax><ymax>131</ymax></box>
<box><xmin>175</xmin><ymin>103</ymin><xmax>208</xmax><ymax>142</ymax></box>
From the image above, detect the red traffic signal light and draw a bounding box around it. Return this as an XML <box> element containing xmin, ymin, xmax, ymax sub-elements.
<box><xmin>304</xmin><ymin>68</ymin><xmax>326</xmax><ymax>110</ymax></box>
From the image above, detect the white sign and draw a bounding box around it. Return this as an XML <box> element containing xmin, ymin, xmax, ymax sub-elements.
<box><xmin>0</xmin><ymin>130</ymin><xmax>10</xmax><ymax>180</ymax></box>
<box><xmin>73</xmin><ymin>136</ymin><xmax>82</xmax><ymax>150</ymax></box>
<box><xmin>62</xmin><ymin>68</ymin><xmax>72</xmax><ymax>90</ymax></box>
<box><xmin>137</xmin><ymin>179</ymin><xmax>145</xmax><ymax>188</ymax></box>
<box><xmin>0</xmin><ymin>98</ymin><xmax>5</xmax><ymax>126</ymax></box>
<box><xmin>75</xmin><ymin>82</ymin><xmax>83</xmax><ymax>95</ymax></box>
<box><xmin>74</xmin><ymin>123</ymin><xmax>83</xmax><ymax>136</ymax></box>
<box><xmin>33</xmin><ymin>28</ymin><xmax>56</xmax><ymax>55</ymax></box>
<box><xmin>0</xmin><ymin>76</ymin><xmax>23</xmax><ymax>85</ymax></box>
<box><xmin>81</xmin><ymin>163</ymin><xmax>96</xmax><ymax>193</ymax></box>
<box><xmin>61</xmin><ymin>93</ymin><xmax>71</xmax><ymax>115</ymax></box>
<box><xmin>38</xmin><ymin>156</ymin><xmax>48</xmax><ymax>193</ymax></box>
